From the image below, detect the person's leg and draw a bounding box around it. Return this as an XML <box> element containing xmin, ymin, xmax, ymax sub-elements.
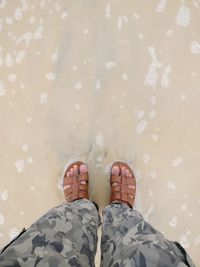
<box><xmin>101</xmin><ymin>203</ymin><xmax>196</xmax><ymax>267</ymax></box>
<box><xmin>0</xmin><ymin>162</ymin><xmax>100</xmax><ymax>267</ymax></box>
<box><xmin>101</xmin><ymin>162</ymin><xmax>195</xmax><ymax>267</ymax></box>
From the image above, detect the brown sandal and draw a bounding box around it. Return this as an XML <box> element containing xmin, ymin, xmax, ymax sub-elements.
<box><xmin>110</xmin><ymin>161</ymin><xmax>136</xmax><ymax>208</ymax></box>
<box><xmin>63</xmin><ymin>161</ymin><xmax>89</xmax><ymax>202</ymax></box>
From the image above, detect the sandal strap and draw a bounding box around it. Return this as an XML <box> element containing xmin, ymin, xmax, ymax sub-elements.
<box><xmin>111</xmin><ymin>175</ymin><xmax>135</xmax><ymax>185</ymax></box>
<box><xmin>78</xmin><ymin>173</ymin><xmax>88</xmax><ymax>182</ymax></box>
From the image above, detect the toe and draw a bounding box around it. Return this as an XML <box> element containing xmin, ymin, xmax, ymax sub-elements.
<box><xmin>125</xmin><ymin>169</ymin><xmax>130</xmax><ymax>177</ymax></box>
<box><xmin>121</xmin><ymin>167</ymin><xmax>126</xmax><ymax>176</ymax></box>
<box><xmin>74</xmin><ymin>164</ymin><xmax>78</xmax><ymax>175</ymax></box>
<box><xmin>66</xmin><ymin>171</ymin><xmax>70</xmax><ymax>177</ymax></box>
<box><xmin>111</xmin><ymin>165</ymin><xmax>120</xmax><ymax>175</ymax></box>
<box><xmin>70</xmin><ymin>168</ymin><xmax>73</xmax><ymax>176</ymax></box>
<box><xmin>80</xmin><ymin>164</ymin><xmax>88</xmax><ymax>174</ymax></box>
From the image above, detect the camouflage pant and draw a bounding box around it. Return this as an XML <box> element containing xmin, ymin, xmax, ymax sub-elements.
<box><xmin>0</xmin><ymin>199</ymin><xmax>195</xmax><ymax>267</ymax></box>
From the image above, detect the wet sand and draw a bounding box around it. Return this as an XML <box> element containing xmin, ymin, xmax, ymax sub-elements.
<box><xmin>0</xmin><ymin>1</ymin><xmax>199</xmax><ymax>265</ymax></box>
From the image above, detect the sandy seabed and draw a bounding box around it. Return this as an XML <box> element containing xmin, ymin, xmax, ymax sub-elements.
<box><xmin>0</xmin><ymin>1</ymin><xmax>200</xmax><ymax>266</ymax></box>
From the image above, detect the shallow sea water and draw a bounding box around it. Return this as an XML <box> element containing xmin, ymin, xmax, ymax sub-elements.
<box><xmin>0</xmin><ymin>1</ymin><xmax>200</xmax><ymax>265</ymax></box>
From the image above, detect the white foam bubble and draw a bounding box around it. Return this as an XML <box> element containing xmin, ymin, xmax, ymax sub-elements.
<box><xmin>46</xmin><ymin>73</ymin><xmax>55</xmax><ymax>81</ymax></box>
<box><xmin>180</xmin><ymin>234</ymin><xmax>190</xmax><ymax>248</ymax></box>
<box><xmin>83</xmin><ymin>29</ymin><xmax>88</xmax><ymax>34</ymax></box>
<box><xmin>122</xmin><ymin>73</ymin><xmax>128</xmax><ymax>80</ymax></box>
<box><xmin>22</xmin><ymin>144</ymin><xmax>28</xmax><ymax>151</ymax></box>
<box><xmin>118</xmin><ymin>15</ymin><xmax>128</xmax><ymax>30</ymax></box>
<box><xmin>26</xmin><ymin>117</ymin><xmax>32</xmax><ymax>123</ymax></box>
<box><xmin>95</xmin><ymin>80</ymin><xmax>101</xmax><ymax>90</ymax></box>
<box><xmin>181</xmin><ymin>203</ymin><xmax>187</xmax><ymax>210</ymax></box>
<box><xmin>75</xmin><ymin>104</ymin><xmax>80</xmax><ymax>110</ymax></box>
<box><xmin>1</xmin><ymin>190</ymin><xmax>8</xmax><ymax>201</ymax></box>
<box><xmin>75</xmin><ymin>81</ymin><xmax>82</xmax><ymax>90</ymax></box>
<box><xmin>61</xmin><ymin>11</ymin><xmax>68</xmax><ymax>20</ymax></box>
<box><xmin>0</xmin><ymin>81</ymin><xmax>6</xmax><ymax>96</ymax></box>
<box><xmin>156</xmin><ymin>0</ymin><xmax>168</xmax><ymax>13</ymax></box>
<box><xmin>51</xmin><ymin>49</ymin><xmax>58</xmax><ymax>62</ymax></box>
<box><xmin>16</xmin><ymin>31</ymin><xmax>32</xmax><ymax>47</ymax></box>
<box><xmin>180</xmin><ymin>94</ymin><xmax>186</xmax><ymax>100</ymax></box>
<box><xmin>40</xmin><ymin>91</ymin><xmax>48</xmax><ymax>104</ymax></box>
<box><xmin>190</xmin><ymin>41</ymin><xmax>200</xmax><ymax>54</ymax></box>
<box><xmin>133</xmin><ymin>13</ymin><xmax>140</xmax><ymax>19</ymax></box>
<box><xmin>9</xmin><ymin>228</ymin><xmax>19</xmax><ymax>240</ymax></box>
<box><xmin>166</xmin><ymin>29</ymin><xmax>174</xmax><ymax>36</ymax></box>
<box><xmin>105</xmin><ymin>4</ymin><xmax>111</xmax><ymax>19</ymax></box>
<box><xmin>8</xmin><ymin>73</ymin><xmax>17</xmax><ymax>82</ymax></box>
<box><xmin>152</xmin><ymin>133</ymin><xmax>159</xmax><ymax>143</ymax></box>
<box><xmin>15</xmin><ymin>50</ymin><xmax>26</xmax><ymax>64</ymax></box>
<box><xmin>19</xmin><ymin>210</ymin><xmax>24</xmax><ymax>215</ymax></box>
<box><xmin>144</xmin><ymin>63</ymin><xmax>159</xmax><ymax>87</ymax></box>
<box><xmin>15</xmin><ymin>8</ymin><xmax>23</xmax><ymax>20</ymax></box>
<box><xmin>136</xmin><ymin>120</ymin><xmax>148</xmax><ymax>134</ymax></box>
<box><xmin>33</xmin><ymin>25</ymin><xmax>44</xmax><ymax>39</ymax></box>
<box><xmin>166</xmin><ymin>181</ymin><xmax>176</xmax><ymax>191</ymax></box>
<box><xmin>169</xmin><ymin>216</ymin><xmax>178</xmax><ymax>227</ymax></box>
<box><xmin>30</xmin><ymin>185</ymin><xmax>35</xmax><ymax>191</ymax></box>
<box><xmin>5</xmin><ymin>53</ymin><xmax>14</xmax><ymax>66</ymax></box>
<box><xmin>143</xmin><ymin>154</ymin><xmax>150</xmax><ymax>164</ymax></box>
<box><xmin>176</xmin><ymin>4</ymin><xmax>191</xmax><ymax>27</ymax></box>
<box><xmin>0</xmin><ymin>214</ymin><xmax>5</xmax><ymax>225</ymax></box>
<box><xmin>15</xmin><ymin>159</ymin><xmax>25</xmax><ymax>172</ymax></box>
<box><xmin>105</xmin><ymin>61</ymin><xmax>116</xmax><ymax>70</ymax></box>
<box><xmin>172</xmin><ymin>157</ymin><xmax>183</xmax><ymax>167</ymax></box>
<box><xmin>137</xmin><ymin>110</ymin><xmax>145</xmax><ymax>119</ymax></box>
